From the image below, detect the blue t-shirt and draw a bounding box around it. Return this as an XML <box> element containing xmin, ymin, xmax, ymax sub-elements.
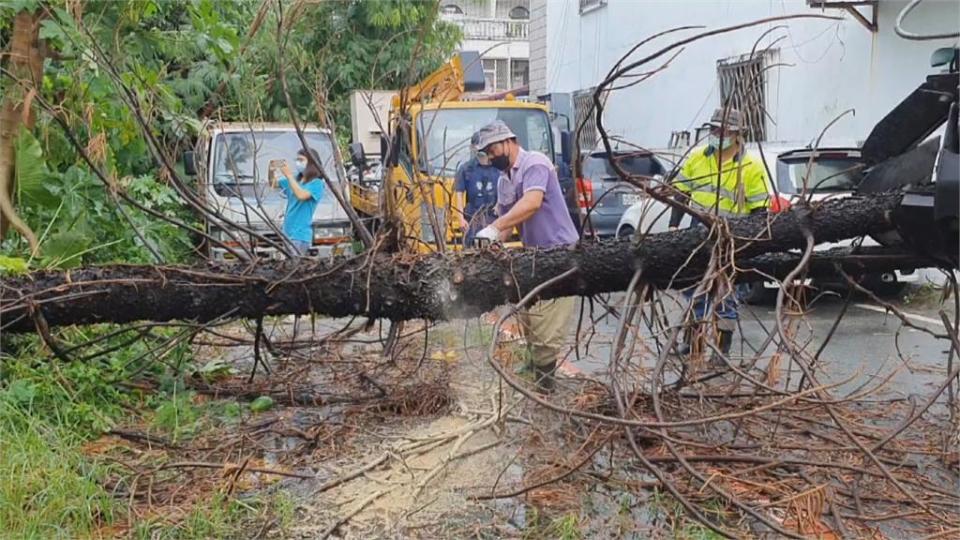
<box><xmin>454</xmin><ymin>157</ymin><xmax>500</xmax><ymax>219</ymax></box>
<box><xmin>279</xmin><ymin>176</ymin><xmax>325</xmax><ymax>243</ymax></box>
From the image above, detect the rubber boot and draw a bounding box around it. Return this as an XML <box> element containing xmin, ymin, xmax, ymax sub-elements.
<box><xmin>709</xmin><ymin>330</ymin><xmax>734</xmax><ymax>368</ymax></box>
<box><xmin>533</xmin><ymin>361</ymin><xmax>557</xmax><ymax>394</ymax></box>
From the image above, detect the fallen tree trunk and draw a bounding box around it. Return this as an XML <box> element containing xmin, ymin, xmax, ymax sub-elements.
<box><xmin>0</xmin><ymin>192</ymin><xmax>943</xmax><ymax>332</ymax></box>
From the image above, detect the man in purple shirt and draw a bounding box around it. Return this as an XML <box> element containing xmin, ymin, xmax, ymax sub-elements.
<box><xmin>473</xmin><ymin>120</ymin><xmax>579</xmax><ymax>392</ymax></box>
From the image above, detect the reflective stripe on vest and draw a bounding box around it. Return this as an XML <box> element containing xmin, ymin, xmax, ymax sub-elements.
<box><xmin>688</xmin><ymin>199</ymin><xmax>741</xmax><ymax>218</ymax></box>
<box><xmin>678</xmin><ymin>147</ymin><xmax>770</xmax><ymax>216</ymax></box>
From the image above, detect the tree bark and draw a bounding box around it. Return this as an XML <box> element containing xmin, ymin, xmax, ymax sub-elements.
<box><xmin>0</xmin><ymin>192</ymin><xmax>943</xmax><ymax>333</ymax></box>
<box><xmin>0</xmin><ymin>9</ymin><xmax>44</xmax><ymax>250</ymax></box>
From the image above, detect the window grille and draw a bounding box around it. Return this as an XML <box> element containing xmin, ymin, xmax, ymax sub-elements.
<box><xmin>579</xmin><ymin>0</ymin><xmax>607</xmax><ymax>15</ymax></box>
<box><xmin>573</xmin><ymin>88</ymin><xmax>597</xmax><ymax>152</ymax></box>
<box><xmin>510</xmin><ymin>59</ymin><xmax>529</xmax><ymax>88</ymax></box>
<box><xmin>717</xmin><ymin>53</ymin><xmax>769</xmax><ymax>142</ymax></box>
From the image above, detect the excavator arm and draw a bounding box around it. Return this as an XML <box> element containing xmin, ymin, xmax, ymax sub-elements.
<box><xmin>399</xmin><ymin>51</ymin><xmax>486</xmax><ymax>106</ymax></box>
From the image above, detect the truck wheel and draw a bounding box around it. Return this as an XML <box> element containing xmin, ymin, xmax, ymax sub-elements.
<box><xmin>743</xmin><ymin>282</ymin><xmax>776</xmax><ymax>305</ymax></box>
<box><xmin>617</xmin><ymin>225</ymin><xmax>635</xmax><ymax>240</ymax></box>
<box><xmin>868</xmin><ymin>280</ymin><xmax>907</xmax><ymax>298</ymax></box>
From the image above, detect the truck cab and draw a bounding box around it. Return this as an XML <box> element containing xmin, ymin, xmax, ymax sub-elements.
<box><xmin>348</xmin><ymin>53</ymin><xmax>567</xmax><ymax>253</ymax></box>
<box><xmin>185</xmin><ymin>123</ymin><xmax>354</xmax><ymax>261</ymax></box>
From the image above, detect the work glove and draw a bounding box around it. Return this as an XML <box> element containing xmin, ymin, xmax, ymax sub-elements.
<box><xmin>474</xmin><ymin>224</ymin><xmax>501</xmax><ymax>245</ymax></box>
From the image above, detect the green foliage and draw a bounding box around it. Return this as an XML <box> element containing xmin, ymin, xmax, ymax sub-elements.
<box><xmin>0</xmin><ymin>327</ymin><xmax>192</xmax><ymax>433</ymax></box>
<box><xmin>551</xmin><ymin>513</ymin><xmax>584</xmax><ymax>540</ymax></box>
<box><xmin>0</xmin><ymin>255</ymin><xmax>29</xmax><ymax>274</ymax></box>
<box><xmin>152</xmin><ymin>391</ymin><xmax>200</xmax><ymax>441</ymax></box>
<box><xmin>7</xmin><ymin>129</ymin><xmax>194</xmax><ymax>266</ymax></box>
<box><xmin>0</xmin><ymin>2</ymin><xmax>459</xmax><ymax>536</ymax></box>
<box><xmin>902</xmin><ymin>281</ymin><xmax>942</xmax><ymax>306</ymax></box>
<box><xmin>644</xmin><ymin>489</ymin><xmax>732</xmax><ymax>539</ymax></box>
<box><xmin>0</xmin><ymin>325</ymin><xmax>293</xmax><ymax>537</ymax></box>
<box><xmin>15</xmin><ymin>127</ymin><xmax>54</xmax><ymax>208</ymax></box>
<box><xmin>0</xmin><ymin>0</ymin><xmax>42</xmax><ymax>19</ymax></box>
<box><xmin>130</xmin><ymin>490</ymin><xmax>296</xmax><ymax>540</ymax></box>
<box><xmin>249</xmin><ymin>395</ymin><xmax>275</xmax><ymax>413</ymax></box>
<box><xmin>3</xmin><ymin>346</ymin><xmax>126</xmax><ymax>434</ymax></box>
<box><xmin>0</xmin><ymin>404</ymin><xmax>120</xmax><ymax>538</ymax></box>
<box><xmin>522</xmin><ymin>508</ymin><xmax>584</xmax><ymax>540</ymax></box>
<box><xmin>257</xmin><ymin>0</ymin><xmax>462</xmax><ymax>144</ymax></box>
<box><xmin>0</xmin><ymin>327</ymin><xmax>174</xmax><ymax>537</ymax></box>
<box><xmin>5</xmin><ymin>0</ymin><xmax>459</xmax><ymax>265</ymax></box>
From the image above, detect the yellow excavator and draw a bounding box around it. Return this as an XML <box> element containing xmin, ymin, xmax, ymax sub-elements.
<box><xmin>347</xmin><ymin>52</ymin><xmax>569</xmax><ymax>253</ymax></box>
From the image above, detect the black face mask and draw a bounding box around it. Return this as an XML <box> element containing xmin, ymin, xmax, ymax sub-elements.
<box><xmin>490</xmin><ymin>154</ymin><xmax>511</xmax><ymax>171</ymax></box>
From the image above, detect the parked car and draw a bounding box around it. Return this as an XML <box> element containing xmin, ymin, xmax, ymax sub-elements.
<box><xmin>556</xmin><ymin>158</ymin><xmax>581</xmax><ymax>234</ymax></box>
<box><xmin>576</xmin><ymin>149</ymin><xmax>668</xmax><ymax>238</ymax></box>
<box><xmin>615</xmin><ymin>146</ymin><xmax>919</xmax><ymax>299</ymax></box>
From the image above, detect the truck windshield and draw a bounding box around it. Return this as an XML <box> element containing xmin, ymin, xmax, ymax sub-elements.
<box><xmin>778</xmin><ymin>157</ymin><xmax>864</xmax><ymax>194</ymax></box>
<box><xmin>212</xmin><ymin>131</ymin><xmax>339</xmax><ymax>198</ymax></box>
<box><xmin>417</xmin><ymin>108</ymin><xmax>554</xmax><ymax>176</ymax></box>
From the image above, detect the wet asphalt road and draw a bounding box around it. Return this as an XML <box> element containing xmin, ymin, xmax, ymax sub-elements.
<box><xmin>267</xmin><ymin>272</ymin><xmax>956</xmax><ymax>402</ymax></box>
<box><xmin>568</xmin><ymin>279</ymin><xmax>955</xmax><ymax>399</ymax></box>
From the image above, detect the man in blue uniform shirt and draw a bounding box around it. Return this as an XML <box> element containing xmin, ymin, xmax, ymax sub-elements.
<box><xmin>454</xmin><ymin>133</ymin><xmax>501</xmax><ymax>247</ymax></box>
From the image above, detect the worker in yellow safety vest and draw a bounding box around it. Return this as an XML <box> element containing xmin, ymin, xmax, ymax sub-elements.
<box><xmin>668</xmin><ymin>107</ymin><xmax>773</xmax><ymax>365</ymax></box>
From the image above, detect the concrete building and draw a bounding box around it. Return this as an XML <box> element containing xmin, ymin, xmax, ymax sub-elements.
<box><xmin>440</xmin><ymin>0</ymin><xmax>531</xmax><ymax>92</ymax></box>
<box><xmin>531</xmin><ymin>0</ymin><xmax>959</xmax><ymax>150</ymax></box>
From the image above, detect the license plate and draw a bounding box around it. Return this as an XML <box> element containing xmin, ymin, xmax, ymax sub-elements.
<box><xmin>622</xmin><ymin>193</ymin><xmax>642</xmax><ymax>206</ymax></box>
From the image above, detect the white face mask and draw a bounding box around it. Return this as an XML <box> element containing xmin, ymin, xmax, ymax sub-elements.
<box><xmin>294</xmin><ymin>160</ymin><xmax>307</xmax><ymax>174</ymax></box>
<box><xmin>708</xmin><ymin>134</ymin><xmax>737</xmax><ymax>151</ymax></box>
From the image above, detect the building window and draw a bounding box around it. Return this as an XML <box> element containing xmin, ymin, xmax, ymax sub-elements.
<box><xmin>441</xmin><ymin>4</ymin><xmax>463</xmax><ymax>15</ymax></box>
<box><xmin>482</xmin><ymin>59</ymin><xmax>495</xmax><ymax>91</ymax></box>
<box><xmin>482</xmin><ymin>58</ymin><xmax>510</xmax><ymax>91</ymax></box>
<box><xmin>573</xmin><ymin>88</ymin><xmax>597</xmax><ymax>151</ymax></box>
<box><xmin>509</xmin><ymin>6</ymin><xmax>530</xmax><ymax>19</ymax></box>
<box><xmin>482</xmin><ymin>59</ymin><xmax>529</xmax><ymax>92</ymax></box>
<box><xmin>510</xmin><ymin>59</ymin><xmax>529</xmax><ymax>88</ymax></box>
<box><xmin>579</xmin><ymin>0</ymin><xmax>607</xmax><ymax>15</ymax></box>
<box><xmin>717</xmin><ymin>52</ymin><xmax>770</xmax><ymax>142</ymax></box>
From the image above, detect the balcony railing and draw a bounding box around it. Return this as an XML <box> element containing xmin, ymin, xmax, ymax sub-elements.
<box><xmin>445</xmin><ymin>16</ymin><xmax>529</xmax><ymax>41</ymax></box>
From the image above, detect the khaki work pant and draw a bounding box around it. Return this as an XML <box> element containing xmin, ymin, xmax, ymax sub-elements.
<box><xmin>517</xmin><ymin>297</ymin><xmax>577</xmax><ymax>367</ymax></box>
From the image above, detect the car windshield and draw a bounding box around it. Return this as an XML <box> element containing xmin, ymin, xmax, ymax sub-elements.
<box><xmin>779</xmin><ymin>157</ymin><xmax>864</xmax><ymax>194</ymax></box>
<box><xmin>211</xmin><ymin>131</ymin><xmax>338</xmax><ymax>198</ymax></box>
<box><xmin>417</xmin><ymin>108</ymin><xmax>554</xmax><ymax>176</ymax></box>
<box><xmin>582</xmin><ymin>153</ymin><xmax>665</xmax><ymax>180</ymax></box>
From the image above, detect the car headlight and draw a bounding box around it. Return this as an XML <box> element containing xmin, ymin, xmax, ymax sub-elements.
<box><xmin>312</xmin><ymin>225</ymin><xmax>351</xmax><ymax>244</ymax></box>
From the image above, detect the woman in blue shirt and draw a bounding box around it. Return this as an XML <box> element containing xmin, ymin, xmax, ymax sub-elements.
<box><xmin>272</xmin><ymin>148</ymin><xmax>326</xmax><ymax>255</ymax></box>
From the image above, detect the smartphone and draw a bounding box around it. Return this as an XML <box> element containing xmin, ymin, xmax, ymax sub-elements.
<box><xmin>267</xmin><ymin>159</ymin><xmax>286</xmax><ymax>184</ymax></box>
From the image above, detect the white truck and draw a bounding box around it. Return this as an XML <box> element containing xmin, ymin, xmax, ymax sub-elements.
<box><xmin>349</xmin><ymin>90</ymin><xmax>394</xmax><ymax>161</ymax></box>
<box><xmin>183</xmin><ymin>123</ymin><xmax>354</xmax><ymax>261</ymax></box>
